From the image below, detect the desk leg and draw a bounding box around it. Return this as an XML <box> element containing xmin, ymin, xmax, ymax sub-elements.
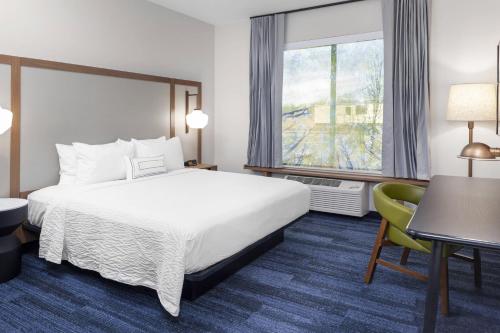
<box><xmin>473</xmin><ymin>248</ymin><xmax>482</xmax><ymax>288</ymax></box>
<box><xmin>423</xmin><ymin>240</ymin><xmax>443</xmax><ymax>333</ymax></box>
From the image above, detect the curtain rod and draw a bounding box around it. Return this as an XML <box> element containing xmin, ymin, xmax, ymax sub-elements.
<box><xmin>250</xmin><ymin>0</ymin><xmax>367</xmax><ymax>19</ymax></box>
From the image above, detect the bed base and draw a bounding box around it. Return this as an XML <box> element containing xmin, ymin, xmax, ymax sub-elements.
<box><xmin>23</xmin><ymin>220</ymin><xmax>294</xmax><ymax>301</ymax></box>
<box><xmin>182</xmin><ymin>227</ymin><xmax>284</xmax><ymax>300</ymax></box>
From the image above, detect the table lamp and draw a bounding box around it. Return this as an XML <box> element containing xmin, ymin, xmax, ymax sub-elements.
<box><xmin>0</xmin><ymin>106</ymin><xmax>13</xmax><ymax>135</ymax></box>
<box><xmin>447</xmin><ymin>83</ymin><xmax>498</xmax><ymax>176</ymax></box>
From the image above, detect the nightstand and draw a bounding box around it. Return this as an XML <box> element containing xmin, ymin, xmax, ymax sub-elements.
<box><xmin>188</xmin><ymin>163</ymin><xmax>218</xmax><ymax>171</ymax></box>
<box><xmin>0</xmin><ymin>198</ymin><xmax>28</xmax><ymax>283</ymax></box>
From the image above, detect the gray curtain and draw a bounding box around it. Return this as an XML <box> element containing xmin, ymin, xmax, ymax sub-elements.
<box><xmin>382</xmin><ymin>0</ymin><xmax>431</xmax><ymax>179</ymax></box>
<box><xmin>247</xmin><ymin>14</ymin><xmax>285</xmax><ymax>168</ymax></box>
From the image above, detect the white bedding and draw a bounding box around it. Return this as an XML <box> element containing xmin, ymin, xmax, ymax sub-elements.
<box><xmin>28</xmin><ymin>185</ymin><xmax>79</xmax><ymax>227</ymax></box>
<box><xmin>35</xmin><ymin>169</ymin><xmax>310</xmax><ymax>316</ymax></box>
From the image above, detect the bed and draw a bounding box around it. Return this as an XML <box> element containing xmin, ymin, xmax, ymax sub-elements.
<box><xmin>7</xmin><ymin>55</ymin><xmax>309</xmax><ymax>317</ymax></box>
<box><xmin>27</xmin><ymin>168</ymin><xmax>310</xmax><ymax>316</ymax></box>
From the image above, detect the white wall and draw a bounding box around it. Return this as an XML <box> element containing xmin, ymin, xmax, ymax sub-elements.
<box><xmin>0</xmin><ymin>0</ymin><xmax>214</xmax><ymax>196</ymax></box>
<box><xmin>430</xmin><ymin>0</ymin><xmax>500</xmax><ymax>178</ymax></box>
<box><xmin>214</xmin><ymin>20</ymin><xmax>251</xmax><ymax>173</ymax></box>
<box><xmin>214</xmin><ymin>0</ymin><xmax>500</xmax><ymax>180</ymax></box>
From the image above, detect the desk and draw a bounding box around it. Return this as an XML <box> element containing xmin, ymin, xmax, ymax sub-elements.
<box><xmin>407</xmin><ymin>175</ymin><xmax>500</xmax><ymax>332</ymax></box>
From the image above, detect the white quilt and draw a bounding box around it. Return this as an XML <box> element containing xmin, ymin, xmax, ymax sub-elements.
<box><xmin>38</xmin><ymin>169</ymin><xmax>310</xmax><ymax>316</ymax></box>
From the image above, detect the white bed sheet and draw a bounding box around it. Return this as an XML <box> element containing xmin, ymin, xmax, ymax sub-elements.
<box><xmin>28</xmin><ymin>185</ymin><xmax>77</xmax><ymax>227</ymax></box>
<box><xmin>35</xmin><ymin>169</ymin><xmax>310</xmax><ymax>316</ymax></box>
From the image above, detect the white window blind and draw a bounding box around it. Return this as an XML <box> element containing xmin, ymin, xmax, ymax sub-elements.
<box><xmin>285</xmin><ymin>0</ymin><xmax>382</xmax><ymax>44</ymax></box>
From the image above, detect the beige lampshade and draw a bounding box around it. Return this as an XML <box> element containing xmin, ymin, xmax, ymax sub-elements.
<box><xmin>447</xmin><ymin>83</ymin><xmax>497</xmax><ymax>121</ymax></box>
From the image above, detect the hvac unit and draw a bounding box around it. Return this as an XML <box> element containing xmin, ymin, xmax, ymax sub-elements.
<box><xmin>285</xmin><ymin>175</ymin><xmax>369</xmax><ymax>217</ymax></box>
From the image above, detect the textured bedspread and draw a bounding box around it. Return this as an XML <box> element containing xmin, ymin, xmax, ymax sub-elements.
<box><xmin>38</xmin><ymin>169</ymin><xmax>310</xmax><ymax>316</ymax></box>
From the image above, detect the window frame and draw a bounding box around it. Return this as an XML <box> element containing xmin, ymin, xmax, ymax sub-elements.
<box><xmin>282</xmin><ymin>31</ymin><xmax>384</xmax><ymax>175</ymax></box>
<box><xmin>285</xmin><ymin>31</ymin><xmax>383</xmax><ymax>51</ymax></box>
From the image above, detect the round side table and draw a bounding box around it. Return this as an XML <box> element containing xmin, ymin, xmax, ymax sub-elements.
<box><xmin>0</xmin><ymin>198</ymin><xmax>28</xmax><ymax>283</ymax></box>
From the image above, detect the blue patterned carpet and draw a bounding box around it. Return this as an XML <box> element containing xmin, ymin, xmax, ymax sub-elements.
<box><xmin>1</xmin><ymin>212</ymin><xmax>500</xmax><ymax>332</ymax></box>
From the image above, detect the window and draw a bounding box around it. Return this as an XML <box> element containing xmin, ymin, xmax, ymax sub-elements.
<box><xmin>282</xmin><ymin>33</ymin><xmax>384</xmax><ymax>172</ymax></box>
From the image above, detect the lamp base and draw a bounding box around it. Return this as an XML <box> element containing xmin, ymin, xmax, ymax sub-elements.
<box><xmin>467</xmin><ymin>121</ymin><xmax>474</xmax><ymax>177</ymax></box>
<box><xmin>458</xmin><ymin>142</ymin><xmax>500</xmax><ymax>160</ymax></box>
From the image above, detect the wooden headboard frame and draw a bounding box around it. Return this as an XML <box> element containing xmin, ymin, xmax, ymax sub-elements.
<box><xmin>0</xmin><ymin>54</ymin><xmax>202</xmax><ymax>198</ymax></box>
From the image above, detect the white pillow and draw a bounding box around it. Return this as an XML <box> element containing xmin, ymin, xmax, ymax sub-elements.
<box><xmin>133</xmin><ymin>136</ymin><xmax>166</xmax><ymax>144</ymax></box>
<box><xmin>116</xmin><ymin>139</ymin><xmax>135</xmax><ymax>158</ymax></box>
<box><xmin>73</xmin><ymin>141</ymin><xmax>134</xmax><ymax>184</ymax></box>
<box><xmin>131</xmin><ymin>136</ymin><xmax>166</xmax><ymax>156</ymax></box>
<box><xmin>124</xmin><ymin>155</ymin><xmax>167</xmax><ymax>180</ymax></box>
<box><xmin>133</xmin><ymin>136</ymin><xmax>184</xmax><ymax>171</ymax></box>
<box><xmin>55</xmin><ymin>144</ymin><xmax>77</xmax><ymax>185</ymax></box>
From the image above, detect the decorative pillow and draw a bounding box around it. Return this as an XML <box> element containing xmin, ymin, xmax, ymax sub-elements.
<box><xmin>73</xmin><ymin>141</ymin><xmax>134</xmax><ymax>184</ymax></box>
<box><xmin>124</xmin><ymin>155</ymin><xmax>167</xmax><ymax>180</ymax></box>
<box><xmin>133</xmin><ymin>136</ymin><xmax>184</xmax><ymax>171</ymax></box>
<box><xmin>55</xmin><ymin>144</ymin><xmax>77</xmax><ymax>185</ymax></box>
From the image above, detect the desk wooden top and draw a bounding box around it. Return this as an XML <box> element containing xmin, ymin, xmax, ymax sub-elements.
<box><xmin>407</xmin><ymin>175</ymin><xmax>500</xmax><ymax>249</ymax></box>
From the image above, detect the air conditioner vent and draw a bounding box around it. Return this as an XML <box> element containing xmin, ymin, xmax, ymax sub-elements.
<box><xmin>287</xmin><ymin>175</ymin><xmax>341</xmax><ymax>187</ymax></box>
<box><xmin>286</xmin><ymin>175</ymin><xmax>369</xmax><ymax>217</ymax></box>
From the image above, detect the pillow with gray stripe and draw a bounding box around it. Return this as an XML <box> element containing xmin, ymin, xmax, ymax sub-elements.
<box><xmin>124</xmin><ymin>155</ymin><xmax>167</xmax><ymax>180</ymax></box>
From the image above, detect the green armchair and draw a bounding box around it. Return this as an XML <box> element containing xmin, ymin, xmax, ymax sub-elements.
<box><xmin>365</xmin><ymin>182</ymin><xmax>482</xmax><ymax>315</ymax></box>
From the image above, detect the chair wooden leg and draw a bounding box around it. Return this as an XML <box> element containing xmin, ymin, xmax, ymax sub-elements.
<box><xmin>473</xmin><ymin>248</ymin><xmax>482</xmax><ymax>288</ymax></box>
<box><xmin>400</xmin><ymin>248</ymin><xmax>411</xmax><ymax>265</ymax></box>
<box><xmin>364</xmin><ymin>218</ymin><xmax>389</xmax><ymax>284</ymax></box>
<box><xmin>440</xmin><ymin>257</ymin><xmax>449</xmax><ymax>315</ymax></box>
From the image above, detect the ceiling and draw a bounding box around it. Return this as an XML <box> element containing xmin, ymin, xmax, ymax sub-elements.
<box><xmin>147</xmin><ymin>0</ymin><xmax>340</xmax><ymax>26</ymax></box>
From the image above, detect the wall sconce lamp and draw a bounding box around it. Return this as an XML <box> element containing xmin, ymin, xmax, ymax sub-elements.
<box><xmin>184</xmin><ymin>90</ymin><xmax>208</xmax><ymax>164</ymax></box>
<box><xmin>185</xmin><ymin>91</ymin><xmax>198</xmax><ymax>133</ymax></box>
<box><xmin>185</xmin><ymin>91</ymin><xmax>208</xmax><ymax>133</ymax></box>
<box><xmin>186</xmin><ymin>109</ymin><xmax>208</xmax><ymax>129</ymax></box>
<box><xmin>0</xmin><ymin>106</ymin><xmax>13</xmax><ymax>135</ymax></box>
